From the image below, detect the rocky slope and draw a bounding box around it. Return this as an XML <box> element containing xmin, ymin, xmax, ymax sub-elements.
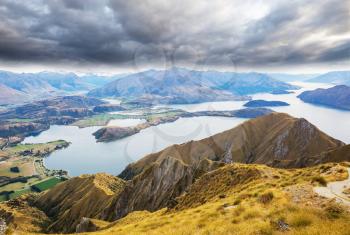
<box><xmin>298</xmin><ymin>85</ymin><xmax>350</xmax><ymax>110</ymax></box>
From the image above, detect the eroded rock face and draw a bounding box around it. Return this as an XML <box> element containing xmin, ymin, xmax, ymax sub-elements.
<box><xmin>104</xmin><ymin>157</ymin><xmax>194</xmax><ymax>220</ymax></box>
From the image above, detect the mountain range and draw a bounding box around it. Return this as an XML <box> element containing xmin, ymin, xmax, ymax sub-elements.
<box><xmin>87</xmin><ymin>68</ymin><xmax>299</xmax><ymax>104</ymax></box>
<box><xmin>0</xmin><ymin>71</ymin><xmax>120</xmax><ymax>105</ymax></box>
<box><xmin>1</xmin><ymin>113</ymin><xmax>349</xmax><ymax>234</ymax></box>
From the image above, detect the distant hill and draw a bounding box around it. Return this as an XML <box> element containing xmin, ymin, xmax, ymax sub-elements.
<box><xmin>88</xmin><ymin>68</ymin><xmax>299</xmax><ymax>104</ymax></box>
<box><xmin>307</xmin><ymin>71</ymin><xmax>350</xmax><ymax>85</ymax></box>
<box><xmin>298</xmin><ymin>85</ymin><xmax>350</xmax><ymax>110</ymax></box>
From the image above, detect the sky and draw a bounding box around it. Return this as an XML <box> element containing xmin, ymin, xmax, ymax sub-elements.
<box><xmin>0</xmin><ymin>0</ymin><xmax>349</xmax><ymax>74</ymax></box>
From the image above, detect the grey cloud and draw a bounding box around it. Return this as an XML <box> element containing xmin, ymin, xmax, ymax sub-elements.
<box><xmin>0</xmin><ymin>0</ymin><xmax>348</xmax><ymax>70</ymax></box>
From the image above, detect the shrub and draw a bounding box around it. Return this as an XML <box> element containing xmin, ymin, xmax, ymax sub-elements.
<box><xmin>258</xmin><ymin>192</ymin><xmax>274</xmax><ymax>204</ymax></box>
<box><xmin>290</xmin><ymin>216</ymin><xmax>312</xmax><ymax>227</ymax></box>
<box><xmin>312</xmin><ymin>176</ymin><xmax>327</xmax><ymax>186</ymax></box>
<box><xmin>325</xmin><ymin>202</ymin><xmax>345</xmax><ymax>219</ymax></box>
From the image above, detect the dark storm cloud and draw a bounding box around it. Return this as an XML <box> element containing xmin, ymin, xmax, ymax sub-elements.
<box><xmin>0</xmin><ymin>0</ymin><xmax>349</xmax><ymax>69</ymax></box>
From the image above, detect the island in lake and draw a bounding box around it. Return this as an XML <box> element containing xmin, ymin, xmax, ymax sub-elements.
<box><xmin>298</xmin><ymin>85</ymin><xmax>350</xmax><ymax>110</ymax></box>
<box><xmin>243</xmin><ymin>100</ymin><xmax>290</xmax><ymax>107</ymax></box>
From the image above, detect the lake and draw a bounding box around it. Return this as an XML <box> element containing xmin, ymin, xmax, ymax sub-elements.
<box><xmin>23</xmin><ymin>116</ymin><xmax>246</xmax><ymax>176</ymax></box>
<box><xmin>23</xmin><ymin>82</ymin><xmax>350</xmax><ymax>176</ymax></box>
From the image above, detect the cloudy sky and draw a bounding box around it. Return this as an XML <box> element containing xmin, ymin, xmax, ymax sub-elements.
<box><xmin>0</xmin><ymin>0</ymin><xmax>349</xmax><ymax>74</ymax></box>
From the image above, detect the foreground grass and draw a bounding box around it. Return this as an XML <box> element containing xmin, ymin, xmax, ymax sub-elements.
<box><xmin>9</xmin><ymin>163</ymin><xmax>350</xmax><ymax>235</ymax></box>
<box><xmin>82</xmin><ymin>163</ymin><xmax>350</xmax><ymax>235</ymax></box>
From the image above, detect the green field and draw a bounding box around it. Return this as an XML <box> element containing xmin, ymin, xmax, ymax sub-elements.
<box><xmin>9</xmin><ymin>188</ymin><xmax>32</xmax><ymax>199</ymax></box>
<box><xmin>31</xmin><ymin>177</ymin><xmax>64</xmax><ymax>192</ymax></box>
<box><xmin>4</xmin><ymin>140</ymin><xmax>68</xmax><ymax>155</ymax></box>
<box><xmin>0</xmin><ymin>194</ymin><xmax>8</xmax><ymax>202</ymax></box>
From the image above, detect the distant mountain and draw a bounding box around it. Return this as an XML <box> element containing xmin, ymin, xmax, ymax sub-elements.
<box><xmin>216</xmin><ymin>72</ymin><xmax>299</xmax><ymax>95</ymax></box>
<box><xmin>88</xmin><ymin>68</ymin><xmax>299</xmax><ymax>104</ymax></box>
<box><xmin>307</xmin><ymin>71</ymin><xmax>350</xmax><ymax>85</ymax></box>
<box><xmin>298</xmin><ymin>85</ymin><xmax>350</xmax><ymax>110</ymax></box>
<box><xmin>0</xmin><ymin>71</ymin><xmax>125</xmax><ymax>105</ymax></box>
<box><xmin>80</xmin><ymin>74</ymin><xmax>128</xmax><ymax>86</ymax></box>
<box><xmin>88</xmin><ymin>68</ymin><xmax>246</xmax><ymax>104</ymax></box>
<box><xmin>268</xmin><ymin>73</ymin><xmax>318</xmax><ymax>82</ymax></box>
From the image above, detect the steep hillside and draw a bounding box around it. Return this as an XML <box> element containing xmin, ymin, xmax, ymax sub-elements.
<box><xmin>34</xmin><ymin>173</ymin><xmax>125</xmax><ymax>233</ymax></box>
<box><xmin>307</xmin><ymin>71</ymin><xmax>350</xmax><ymax>85</ymax></box>
<box><xmin>298</xmin><ymin>85</ymin><xmax>350</xmax><ymax>110</ymax></box>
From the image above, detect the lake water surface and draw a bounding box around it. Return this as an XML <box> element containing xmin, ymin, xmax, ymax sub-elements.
<box><xmin>23</xmin><ymin>82</ymin><xmax>350</xmax><ymax>176</ymax></box>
